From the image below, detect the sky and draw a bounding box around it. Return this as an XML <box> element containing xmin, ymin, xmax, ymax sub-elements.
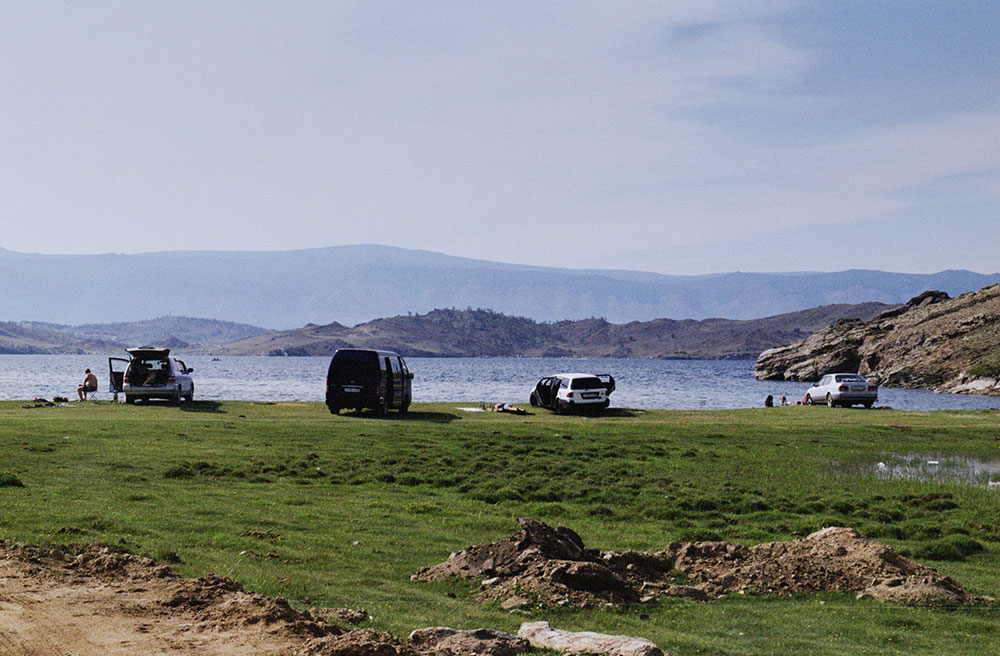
<box><xmin>1</xmin><ymin>1</ymin><xmax>997</xmax><ymax>275</ymax></box>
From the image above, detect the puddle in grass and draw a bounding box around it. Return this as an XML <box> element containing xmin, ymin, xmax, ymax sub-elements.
<box><xmin>871</xmin><ymin>454</ymin><xmax>1000</xmax><ymax>489</ymax></box>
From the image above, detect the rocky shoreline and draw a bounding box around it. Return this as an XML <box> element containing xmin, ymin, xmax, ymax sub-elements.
<box><xmin>755</xmin><ymin>284</ymin><xmax>1000</xmax><ymax>396</ymax></box>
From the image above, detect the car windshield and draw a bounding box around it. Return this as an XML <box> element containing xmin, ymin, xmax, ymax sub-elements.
<box><xmin>835</xmin><ymin>375</ymin><xmax>866</xmax><ymax>383</ymax></box>
<box><xmin>569</xmin><ymin>377</ymin><xmax>605</xmax><ymax>390</ymax></box>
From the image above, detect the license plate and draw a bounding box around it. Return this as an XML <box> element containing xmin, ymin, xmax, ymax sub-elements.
<box><xmin>343</xmin><ymin>386</ymin><xmax>361</xmax><ymax>393</ymax></box>
<box><xmin>582</xmin><ymin>392</ymin><xmax>600</xmax><ymax>399</ymax></box>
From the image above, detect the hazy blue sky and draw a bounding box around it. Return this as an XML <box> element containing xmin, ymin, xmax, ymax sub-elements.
<box><xmin>2</xmin><ymin>1</ymin><xmax>997</xmax><ymax>274</ymax></box>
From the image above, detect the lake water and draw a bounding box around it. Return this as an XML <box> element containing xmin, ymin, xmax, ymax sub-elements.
<box><xmin>2</xmin><ymin>354</ymin><xmax>999</xmax><ymax>412</ymax></box>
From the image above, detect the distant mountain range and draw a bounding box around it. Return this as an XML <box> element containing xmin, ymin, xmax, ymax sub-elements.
<box><xmin>2</xmin><ymin>245</ymin><xmax>997</xmax><ymax>327</ymax></box>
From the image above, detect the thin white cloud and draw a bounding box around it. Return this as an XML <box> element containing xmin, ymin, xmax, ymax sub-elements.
<box><xmin>0</xmin><ymin>1</ymin><xmax>995</xmax><ymax>276</ymax></box>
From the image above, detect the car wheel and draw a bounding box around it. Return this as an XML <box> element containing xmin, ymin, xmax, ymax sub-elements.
<box><xmin>375</xmin><ymin>397</ymin><xmax>388</xmax><ymax>416</ymax></box>
<box><xmin>399</xmin><ymin>402</ymin><xmax>409</xmax><ymax>415</ymax></box>
<box><xmin>184</xmin><ymin>384</ymin><xmax>194</xmax><ymax>402</ymax></box>
<box><xmin>826</xmin><ymin>393</ymin><xmax>834</xmax><ymax>408</ymax></box>
<box><xmin>864</xmin><ymin>402</ymin><xmax>873</xmax><ymax>409</ymax></box>
<box><xmin>174</xmin><ymin>386</ymin><xmax>182</xmax><ymax>405</ymax></box>
<box><xmin>125</xmin><ymin>395</ymin><xmax>135</xmax><ymax>404</ymax></box>
<box><xmin>804</xmin><ymin>394</ymin><xmax>813</xmax><ymax>405</ymax></box>
<box><xmin>529</xmin><ymin>393</ymin><xmax>539</xmax><ymax>407</ymax></box>
<box><xmin>328</xmin><ymin>405</ymin><xmax>340</xmax><ymax>415</ymax></box>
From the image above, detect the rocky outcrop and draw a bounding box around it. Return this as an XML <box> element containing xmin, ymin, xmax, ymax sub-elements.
<box><xmin>755</xmin><ymin>284</ymin><xmax>1000</xmax><ymax>395</ymax></box>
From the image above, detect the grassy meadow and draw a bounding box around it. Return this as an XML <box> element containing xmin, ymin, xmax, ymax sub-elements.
<box><xmin>1</xmin><ymin>399</ymin><xmax>999</xmax><ymax>655</ymax></box>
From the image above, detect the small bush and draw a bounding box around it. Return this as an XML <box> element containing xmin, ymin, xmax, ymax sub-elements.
<box><xmin>830</xmin><ymin>499</ymin><xmax>857</xmax><ymax>515</ymax></box>
<box><xmin>902</xmin><ymin>520</ymin><xmax>941</xmax><ymax>540</ymax></box>
<box><xmin>945</xmin><ymin>534</ymin><xmax>985</xmax><ymax>556</ymax></box>
<box><xmin>736</xmin><ymin>495</ymin><xmax>772</xmax><ymax>513</ymax></box>
<box><xmin>968</xmin><ymin>361</ymin><xmax>1000</xmax><ymax>378</ymax></box>
<box><xmin>0</xmin><ymin>472</ymin><xmax>24</xmax><ymax>487</ymax></box>
<box><xmin>922</xmin><ymin>498</ymin><xmax>959</xmax><ymax>512</ymax></box>
<box><xmin>525</xmin><ymin>487</ymin><xmax>562</xmax><ymax>503</ymax></box>
<box><xmin>863</xmin><ymin>523</ymin><xmax>906</xmax><ymax>540</ymax></box>
<box><xmin>914</xmin><ymin>535</ymin><xmax>984</xmax><ymax>561</ymax></box>
<box><xmin>685</xmin><ymin>528</ymin><xmax>724</xmax><ymax>541</ymax></box>
<box><xmin>869</xmin><ymin>505</ymin><xmax>905</xmax><ymax>523</ymax></box>
<box><xmin>163</xmin><ymin>464</ymin><xmax>194</xmax><ymax>479</ymax></box>
<box><xmin>692</xmin><ymin>497</ymin><xmax>719</xmax><ymax>512</ymax></box>
<box><xmin>646</xmin><ymin>506</ymin><xmax>680</xmax><ymax>521</ymax></box>
<box><xmin>494</xmin><ymin>486</ymin><xmax>523</xmax><ymax>502</ymax></box>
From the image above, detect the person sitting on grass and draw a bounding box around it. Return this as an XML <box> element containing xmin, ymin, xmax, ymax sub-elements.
<box><xmin>77</xmin><ymin>369</ymin><xmax>99</xmax><ymax>401</ymax></box>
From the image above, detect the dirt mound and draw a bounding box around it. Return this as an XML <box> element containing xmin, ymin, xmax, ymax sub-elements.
<box><xmin>298</xmin><ymin>627</ymin><xmax>530</xmax><ymax>656</ymax></box>
<box><xmin>408</xmin><ymin>627</ymin><xmax>530</xmax><ymax>656</ymax></box>
<box><xmin>311</xmin><ymin>607</ymin><xmax>371</xmax><ymax>625</ymax></box>
<box><xmin>413</xmin><ymin>518</ymin><xmax>636</xmax><ymax>606</ymax></box>
<box><xmin>298</xmin><ymin>628</ymin><xmax>418</xmax><ymax>656</ymax></box>
<box><xmin>414</xmin><ymin>519</ymin><xmax>984</xmax><ymax>607</ymax></box>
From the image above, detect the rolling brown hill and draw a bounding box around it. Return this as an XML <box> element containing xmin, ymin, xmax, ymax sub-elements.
<box><xmin>213</xmin><ymin>303</ymin><xmax>892</xmax><ymax>359</ymax></box>
<box><xmin>0</xmin><ymin>317</ymin><xmax>270</xmax><ymax>354</ymax></box>
<box><xmin>755</xmin><ymin>284</ymin><xmax>1000</xmax><ymax>395</ymax></box>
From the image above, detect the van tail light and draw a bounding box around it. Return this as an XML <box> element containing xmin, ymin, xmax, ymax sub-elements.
<box><xmin>838</xmin><ymin>385</ymin><xmax>848</xmax><ymax>391</ymax></box>
<box><xmin>123</xmin><ymin>376</ymin><xmax>129</xmax><ymax>384</ymax></box>
<box><xmin>168</xmin><ymin>376</ymin><xmax>176</xmax><ymax>383</ymax></box>
<box><xmin>566</xmin><ymin>392</ymin><xmax>574</xmax><ymax>398</ymax></box>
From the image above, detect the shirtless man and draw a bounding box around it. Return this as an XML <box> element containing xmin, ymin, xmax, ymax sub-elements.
<box><xmin>77</xmin><ymin>368</ymin><xmax>99</xmax><ymax>401</ymax></box>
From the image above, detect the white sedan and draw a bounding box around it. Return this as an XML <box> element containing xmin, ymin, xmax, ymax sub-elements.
<box><xmin>805</xmin><ymin>373</ymin><xmax>878</xmax><ymax>408</ymax></box>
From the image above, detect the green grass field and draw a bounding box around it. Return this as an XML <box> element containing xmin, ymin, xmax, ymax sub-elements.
<box><xmin>2</xmin><ymin>400</ymin><xmax>999</xmax><ymax>655</ymax></box>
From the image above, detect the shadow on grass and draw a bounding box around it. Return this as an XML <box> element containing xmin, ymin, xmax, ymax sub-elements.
<box><xmin>541</xmin><ymin>408</ymin><xmax>640</xmax><ymax>418</ymax></box>
<box><xmin>337</xmin><ymin>410</ymin><xmax>459</xmax><ymax>423</ymax></box>
<box><xmin>178</xmin><ymin>401</ymin><xmax>225</xmax><ymax>414</ymax></box>
<box><xmin>603</xmin><ymin>408</ymin><xmax>641</xmax><ymax>418</ymax></box>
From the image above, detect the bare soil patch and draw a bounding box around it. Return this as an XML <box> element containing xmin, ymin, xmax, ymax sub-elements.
<box><xmin>414</xmin><ymin>518</ymin><xmax>988</xmax><ymax>607</ymax></box>
<box><xmin>0</xmin><ymin>540</ymin><xmax>530</xmax><ymax>656</ymax></box>
<box><xmin>0</xmin><ymin>540</ymin><xmax>355</xmax><ymax>655</ymax></box>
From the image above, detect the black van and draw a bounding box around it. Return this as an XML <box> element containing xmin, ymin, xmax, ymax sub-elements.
<box><xmin>325</xmin><ymin>349</ymin><xmax>412</xmax><ymax>415</ymax></box>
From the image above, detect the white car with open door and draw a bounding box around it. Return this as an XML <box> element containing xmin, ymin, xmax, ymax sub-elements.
<box><xmin>529</xmin><ymin>372</ymin><xmax>615</xmax><ymax>414</ymax></box>
<box><xmin>110</xmin><ymin>348</ymin><xmax>194</xmax><ymax>404</ymax></box>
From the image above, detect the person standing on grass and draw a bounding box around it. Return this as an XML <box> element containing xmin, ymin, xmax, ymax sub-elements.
<box><xmin>77</xmin><ymin>369</ymin><xmax>98</xmax><ymax>401</ymax></box>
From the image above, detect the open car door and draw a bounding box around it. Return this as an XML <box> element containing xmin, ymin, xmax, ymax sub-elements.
<box><xmin>596</xmin><ymin>374</ymin><xmax>615</xmax><ymax>395</ymax></box>
<box><xmin>108</xmin><ymin>357</ymin><xmax>129</xmax><ymax>399</ymax></box>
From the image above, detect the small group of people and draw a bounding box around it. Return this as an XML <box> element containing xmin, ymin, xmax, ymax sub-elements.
<box><xmin>764</xmin><ymin>394</ymin><xmax>791</xmax><ymax>407</ymax></box>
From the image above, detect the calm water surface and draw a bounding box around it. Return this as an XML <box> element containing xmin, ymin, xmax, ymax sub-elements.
<box><xmin>2</xmin><ymin>354</ymin><xmax>999</xmax><ymax>412</ymax></box>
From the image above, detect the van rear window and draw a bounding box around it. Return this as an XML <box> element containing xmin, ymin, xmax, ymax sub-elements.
<box><xmin>332</xmin><ymin>350</ymin><xmax>377</xmax><ymax>363</ymax></box>
<box><xmin>329</xmin><ymin>350</ymin><xmax>378</xmax><ymax>383</ymax></box>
